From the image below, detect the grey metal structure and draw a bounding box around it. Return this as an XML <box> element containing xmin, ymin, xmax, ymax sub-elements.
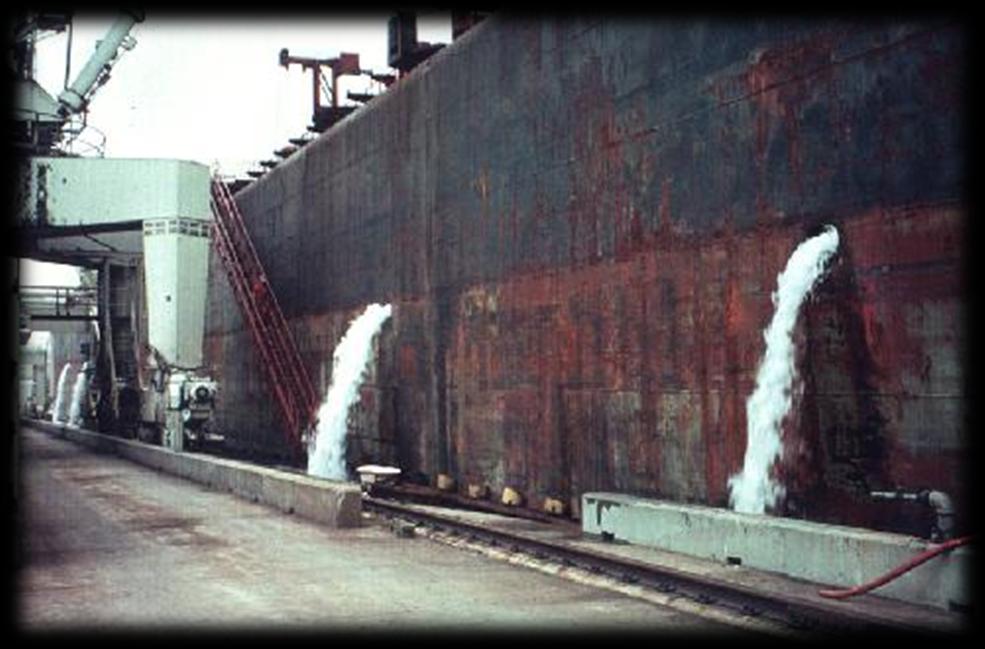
<box><xmin>18</xmin><ymin>333</ymin><xmax>51</xmax><ymax>418</ymax></box>
<box><xmin>12</xmin><ymin>11</ymin><xmax>217</xmax><ymax>451</ymax></box>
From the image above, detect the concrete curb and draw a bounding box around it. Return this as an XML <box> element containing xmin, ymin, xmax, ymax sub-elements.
<box><xmin>26</xmin><ymin>420</ymin><xmax>361</xmax><ymax>528</ymax></box>
<box><xmin>583</xmin><ymin>492</ymin><xmax>970</xmax><ymax>612</ymax></box>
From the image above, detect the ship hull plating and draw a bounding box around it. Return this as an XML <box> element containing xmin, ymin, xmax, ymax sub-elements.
<box><xmin>204</xmin><ymin>18</ymin><xmax>965</xmax><ymax>533</ymax></box>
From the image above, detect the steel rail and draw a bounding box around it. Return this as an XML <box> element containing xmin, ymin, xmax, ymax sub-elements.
<box><xmin>363</xmin><ymin>496</ymin><xmax>959</xmax><ymax>635</ymax></box>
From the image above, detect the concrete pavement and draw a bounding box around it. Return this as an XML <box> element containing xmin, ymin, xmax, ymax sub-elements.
<box><xmin>15</xmin><ymin>424</ymin><xmax>737</xmax><ymax>633</ymax></box>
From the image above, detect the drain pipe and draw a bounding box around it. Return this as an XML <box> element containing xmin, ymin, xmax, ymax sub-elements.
<box><xmin>870</xmin><ymin>488</ymin><xmax>955</xmax><ymax>541</ymax></box>
<box><xmin>818</xmin><ymin>535</ymin><xmax>972</xmax><ymax>600</ymax></box>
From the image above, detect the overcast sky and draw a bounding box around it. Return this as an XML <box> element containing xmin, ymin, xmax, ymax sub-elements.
<box><xmin>23</xmin><ymin>11</ymin><xmax>452</xmax><ymax>286</ymax></box>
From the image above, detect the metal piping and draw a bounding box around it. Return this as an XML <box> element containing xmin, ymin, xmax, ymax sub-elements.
<box><xmin>926</xmin><ymin>490</ymin><xmax>955</xmax><ymax>541</ymax></box>
<box><xmin>870</xmin><ymin>489</ymin><xmax>956</xmax><ymax>541</ymax></box>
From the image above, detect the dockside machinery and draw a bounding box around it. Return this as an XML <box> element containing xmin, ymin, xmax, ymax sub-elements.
<box><xmin>13</xmin><ymin>11</ymin><xmax>217</xmax><ymax>450</ymax></box>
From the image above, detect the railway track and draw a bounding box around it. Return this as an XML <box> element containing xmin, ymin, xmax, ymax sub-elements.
<box><xmin>363</xmin><ymin>495</ymin><xmax>962</xmax><ymax>636</ymax></box>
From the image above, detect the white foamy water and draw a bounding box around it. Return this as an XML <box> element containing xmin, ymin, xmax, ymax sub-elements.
<box><xmin>307</xmin><ymin>303</ymin><xmax>393</xmax><ymax>481</ymax></box>
<box><xmin>68</xmin><ymin>364</ymin><xmax>90</xmax><ymax>427</ymax></box>
<box><xmin>51</xmin><ymin>363</ymin><xmax>72</xmax><ymax>423</ymax></box>
<box><xmin>729</xmin><ymin>226</ymin><xmax>839</xmax><ymax>515</ymax></box>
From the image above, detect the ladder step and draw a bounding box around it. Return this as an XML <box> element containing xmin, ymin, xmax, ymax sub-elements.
<box><xmin>209</xmin><ymin>177</ymin><xmax>319</xmax><ymax>453</ymax></box>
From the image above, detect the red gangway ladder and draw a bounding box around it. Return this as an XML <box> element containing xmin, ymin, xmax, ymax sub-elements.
<box><xmin>209</xmin><ymin>176</ymin><xmax>320</xmax><ymax>455</ymax></box>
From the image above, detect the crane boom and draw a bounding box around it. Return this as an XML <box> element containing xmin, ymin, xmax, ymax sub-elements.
<box><xmin>57</xmin><ymin>10</ymin><xmax>144</xmax><ymax>116</ymax></box>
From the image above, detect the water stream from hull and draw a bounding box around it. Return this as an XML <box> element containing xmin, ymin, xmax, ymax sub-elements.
<box><xmin>51</xmin><ymin>363</ymin><xmax>72</xmax><ymax>424</ymax></box>
<box><xmin>729</xmin><ymin>226</ymin><xmax>840</xmax><ymax>515</ymax></box>
<box><xmin>68</xmin><ymin>364</ymin><xmax>90</xmax><ymax>427</ymax></box>
<box><xmin>307</xmin><ymin>303</ymin><xmax>393</xmax><ymax>481</ymax></box>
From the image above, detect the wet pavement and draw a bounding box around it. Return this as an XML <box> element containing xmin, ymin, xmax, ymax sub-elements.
<box><xmin>15</xmin><ymin>425</ymin><xmax>738</xmax><ymax>634</ymax></box>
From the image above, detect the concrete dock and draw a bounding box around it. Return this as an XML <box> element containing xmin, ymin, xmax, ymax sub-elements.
<box><xmin>15</xmin><ymin>423</ymin><xmax>733</xmax><ymax>633</ymax></box>
<box><xmin>581</xmin><ymin>492</ymin><xmax>971</xmax><ymax>612</ymax></box>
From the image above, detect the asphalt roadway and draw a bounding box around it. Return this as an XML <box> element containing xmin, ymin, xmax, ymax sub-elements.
<box><xmin>14</xmin><ymin>424</ymin><xmax>737</xmax><ymax>635</ymax></box>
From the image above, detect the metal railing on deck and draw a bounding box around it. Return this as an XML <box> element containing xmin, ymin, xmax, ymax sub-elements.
<box><xmin>209</xmin><ymin>176</ymin><xmax>320</xmax><ymax>456</ymax></box>
<box><xmin>19</xmin><ymin>285</ymin><xmax>98</xmax><ymax>320</ymax></box>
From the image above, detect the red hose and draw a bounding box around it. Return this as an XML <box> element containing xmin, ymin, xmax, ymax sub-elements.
<box><xmin>818</xmin><ymin>535</ymin><xmax>972</xmax><ymax>600</ymax></box>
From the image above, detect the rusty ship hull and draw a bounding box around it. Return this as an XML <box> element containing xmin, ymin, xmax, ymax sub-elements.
<box><xmin>203</xmin><ymin>17</ymin><xmax>966</xmax><ymax>534</ymax></box>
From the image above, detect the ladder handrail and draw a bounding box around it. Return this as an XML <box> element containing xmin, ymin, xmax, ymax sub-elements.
<box><xmin>210</xmin><ymin>198</ymin><xmax>303</xmax><ymax>438</ymax></box>
<box><xmin>209</xmin><ymin>177</ymin><xmax>320</xmax><ymax>452</ymax></box>
<box><xmin>213</xmin><ymin>179</ymin><xmax>320</xmax><ymax>417</ymax></box>
<box><xmin>210</xmin><ymin>190</ymin><xmax>308</xmax><ymax>442</ymax></box>
<box><xmin>211</xmin><ymin>206</ymin><xmax>298</xmax><ymax>421</ymax></box>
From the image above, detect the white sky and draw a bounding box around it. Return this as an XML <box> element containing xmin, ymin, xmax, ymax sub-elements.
<box><xmin>24</xmin><ymin>11</ymin><xmax>452</xmax><ymax>287</ymax></box>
